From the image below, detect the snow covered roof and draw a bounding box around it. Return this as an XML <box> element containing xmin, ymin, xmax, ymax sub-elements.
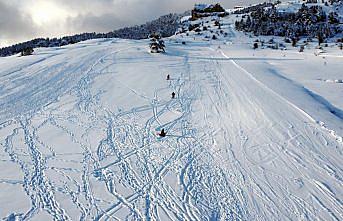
<box><xmin>194</xmin><ymin>4</ymin><xmax>211</xmax><ymax>11</ymax></box>
<box><xmin>193</xmin><ymin>3</ymin><xmax>225</xmax><ymax>13</ymax></box>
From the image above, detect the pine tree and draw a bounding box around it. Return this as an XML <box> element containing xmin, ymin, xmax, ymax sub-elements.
<box><xmin>149</xmin><ymin>33</ymin><xmax>165</xmax><ymax>53</ymax></box>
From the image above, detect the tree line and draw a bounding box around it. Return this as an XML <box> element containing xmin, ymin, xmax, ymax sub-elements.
<box><xmin>0</xmin><ymin>13</ymin><xmax>184</xmax><ymax>57</ymax></box>
<box><xmin>235</xmin><ymin>1</ymin><xmax>342</xmax><ymax>42</ymax></box>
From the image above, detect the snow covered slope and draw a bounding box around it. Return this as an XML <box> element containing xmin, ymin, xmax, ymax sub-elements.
<box><xmin>0</xmin><ymin>11</ymin><xmax>343</xmax><ymax>221</ymax></box>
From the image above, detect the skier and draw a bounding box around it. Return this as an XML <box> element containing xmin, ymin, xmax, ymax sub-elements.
<box><xmin>167</xmin><ymin>74</ymin><xmax>170</xmax><ymax>80</ymax></box>
<box><xmin>159</xmin><ymin>129</ymin><xmax>166</xmax><ymax>137</ymax></box>
<box><xmin>171</xmin><ymin>92</ymin><xmax>176</xmax><ymax>99</ymax></box>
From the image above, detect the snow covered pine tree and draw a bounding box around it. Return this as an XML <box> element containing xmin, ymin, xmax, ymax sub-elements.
<box><xmin>21</xmin><ymin>47</ymin><xmax>34</xmax><ymax>56</ymax></box>
<box><xmin>149</xmin><ymin>33</ymin><xmax>165</xmax><ymax>53</ymax></box>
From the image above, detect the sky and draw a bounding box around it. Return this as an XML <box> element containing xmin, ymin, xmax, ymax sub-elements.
<box><xmin>0</xmin><ymin>0</ymin><xmax>269</xmax><ymax>47</ymax></box>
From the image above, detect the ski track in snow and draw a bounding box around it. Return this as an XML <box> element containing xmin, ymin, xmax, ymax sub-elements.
<box><xmin>0</xmin><ymin>30</ymin><xmax>342</xmax><ymax>220</ymax></box>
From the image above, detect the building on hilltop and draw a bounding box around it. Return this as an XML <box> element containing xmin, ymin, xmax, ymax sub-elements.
<box><xmin>191</xmin><ymin>3</ymin><xmax>227</xmax><ymax>20</ymax></box>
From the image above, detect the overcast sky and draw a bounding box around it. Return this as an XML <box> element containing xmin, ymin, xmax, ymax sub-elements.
<box><xmin>0</xmin><ymin>0</ymin><xmax>269</xmax><ymax>47</ymax></box>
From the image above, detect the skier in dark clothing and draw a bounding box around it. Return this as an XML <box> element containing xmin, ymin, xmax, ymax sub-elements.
<box><xmin>167</xmin><ymin>74</ymin><xmax>170</xmax><ymax>80</ymax></box>
<box><xmin>171</xmin><ymin>92</ymin><xmax>176</xmax><ymax>99</ymax></box>
<box><xmin>159</xmin><ymin>129</ymin><xmax>166</xmax><ymax>137</ymax></box>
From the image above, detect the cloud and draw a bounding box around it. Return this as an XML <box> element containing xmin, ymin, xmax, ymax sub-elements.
<box><xmin>66</xmin><ymin>13</ymin><xmax>128</xmax><ymax>34</ymax></box>
<box><xmin>63</xmin><ymin>0</ymin><xmax>251</xmax><ymax>32</ymax></box>
<box><xmin>0</xmin><ymin>0</ymin><xmax>270</xmax><ymax>47</ymax></box>
<box><xmin>0</xmin><ymin>1</ymin><xmax>37</xmax><ymax>46</ymax></box>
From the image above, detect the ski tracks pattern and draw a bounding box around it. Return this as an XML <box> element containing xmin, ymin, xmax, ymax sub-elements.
<box><xmin>0</xmin><ymin>39</ymin><xmax>342</xmax><ymax>221</ymax></box>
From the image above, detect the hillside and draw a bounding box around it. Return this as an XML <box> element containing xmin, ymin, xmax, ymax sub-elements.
<box><xmin>0</xmin><ymin>13</ymin><xmax>183</xmax><ymax>57</ymax></box>
<box><xmin>0</xmin><ymin>2</ymin><xmax>342</xmax><ymax>221</ymax></box>
<box><xmin>235</xmin><ymin>0</ymin><xmax>343</xmax><ymax>40</ymax></box>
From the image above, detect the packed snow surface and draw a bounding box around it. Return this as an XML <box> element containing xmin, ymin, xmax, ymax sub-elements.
<box><xmin>0</xmin><ymin>13</ymin><xmax>343</xmax><ymax>221</ymax></box>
